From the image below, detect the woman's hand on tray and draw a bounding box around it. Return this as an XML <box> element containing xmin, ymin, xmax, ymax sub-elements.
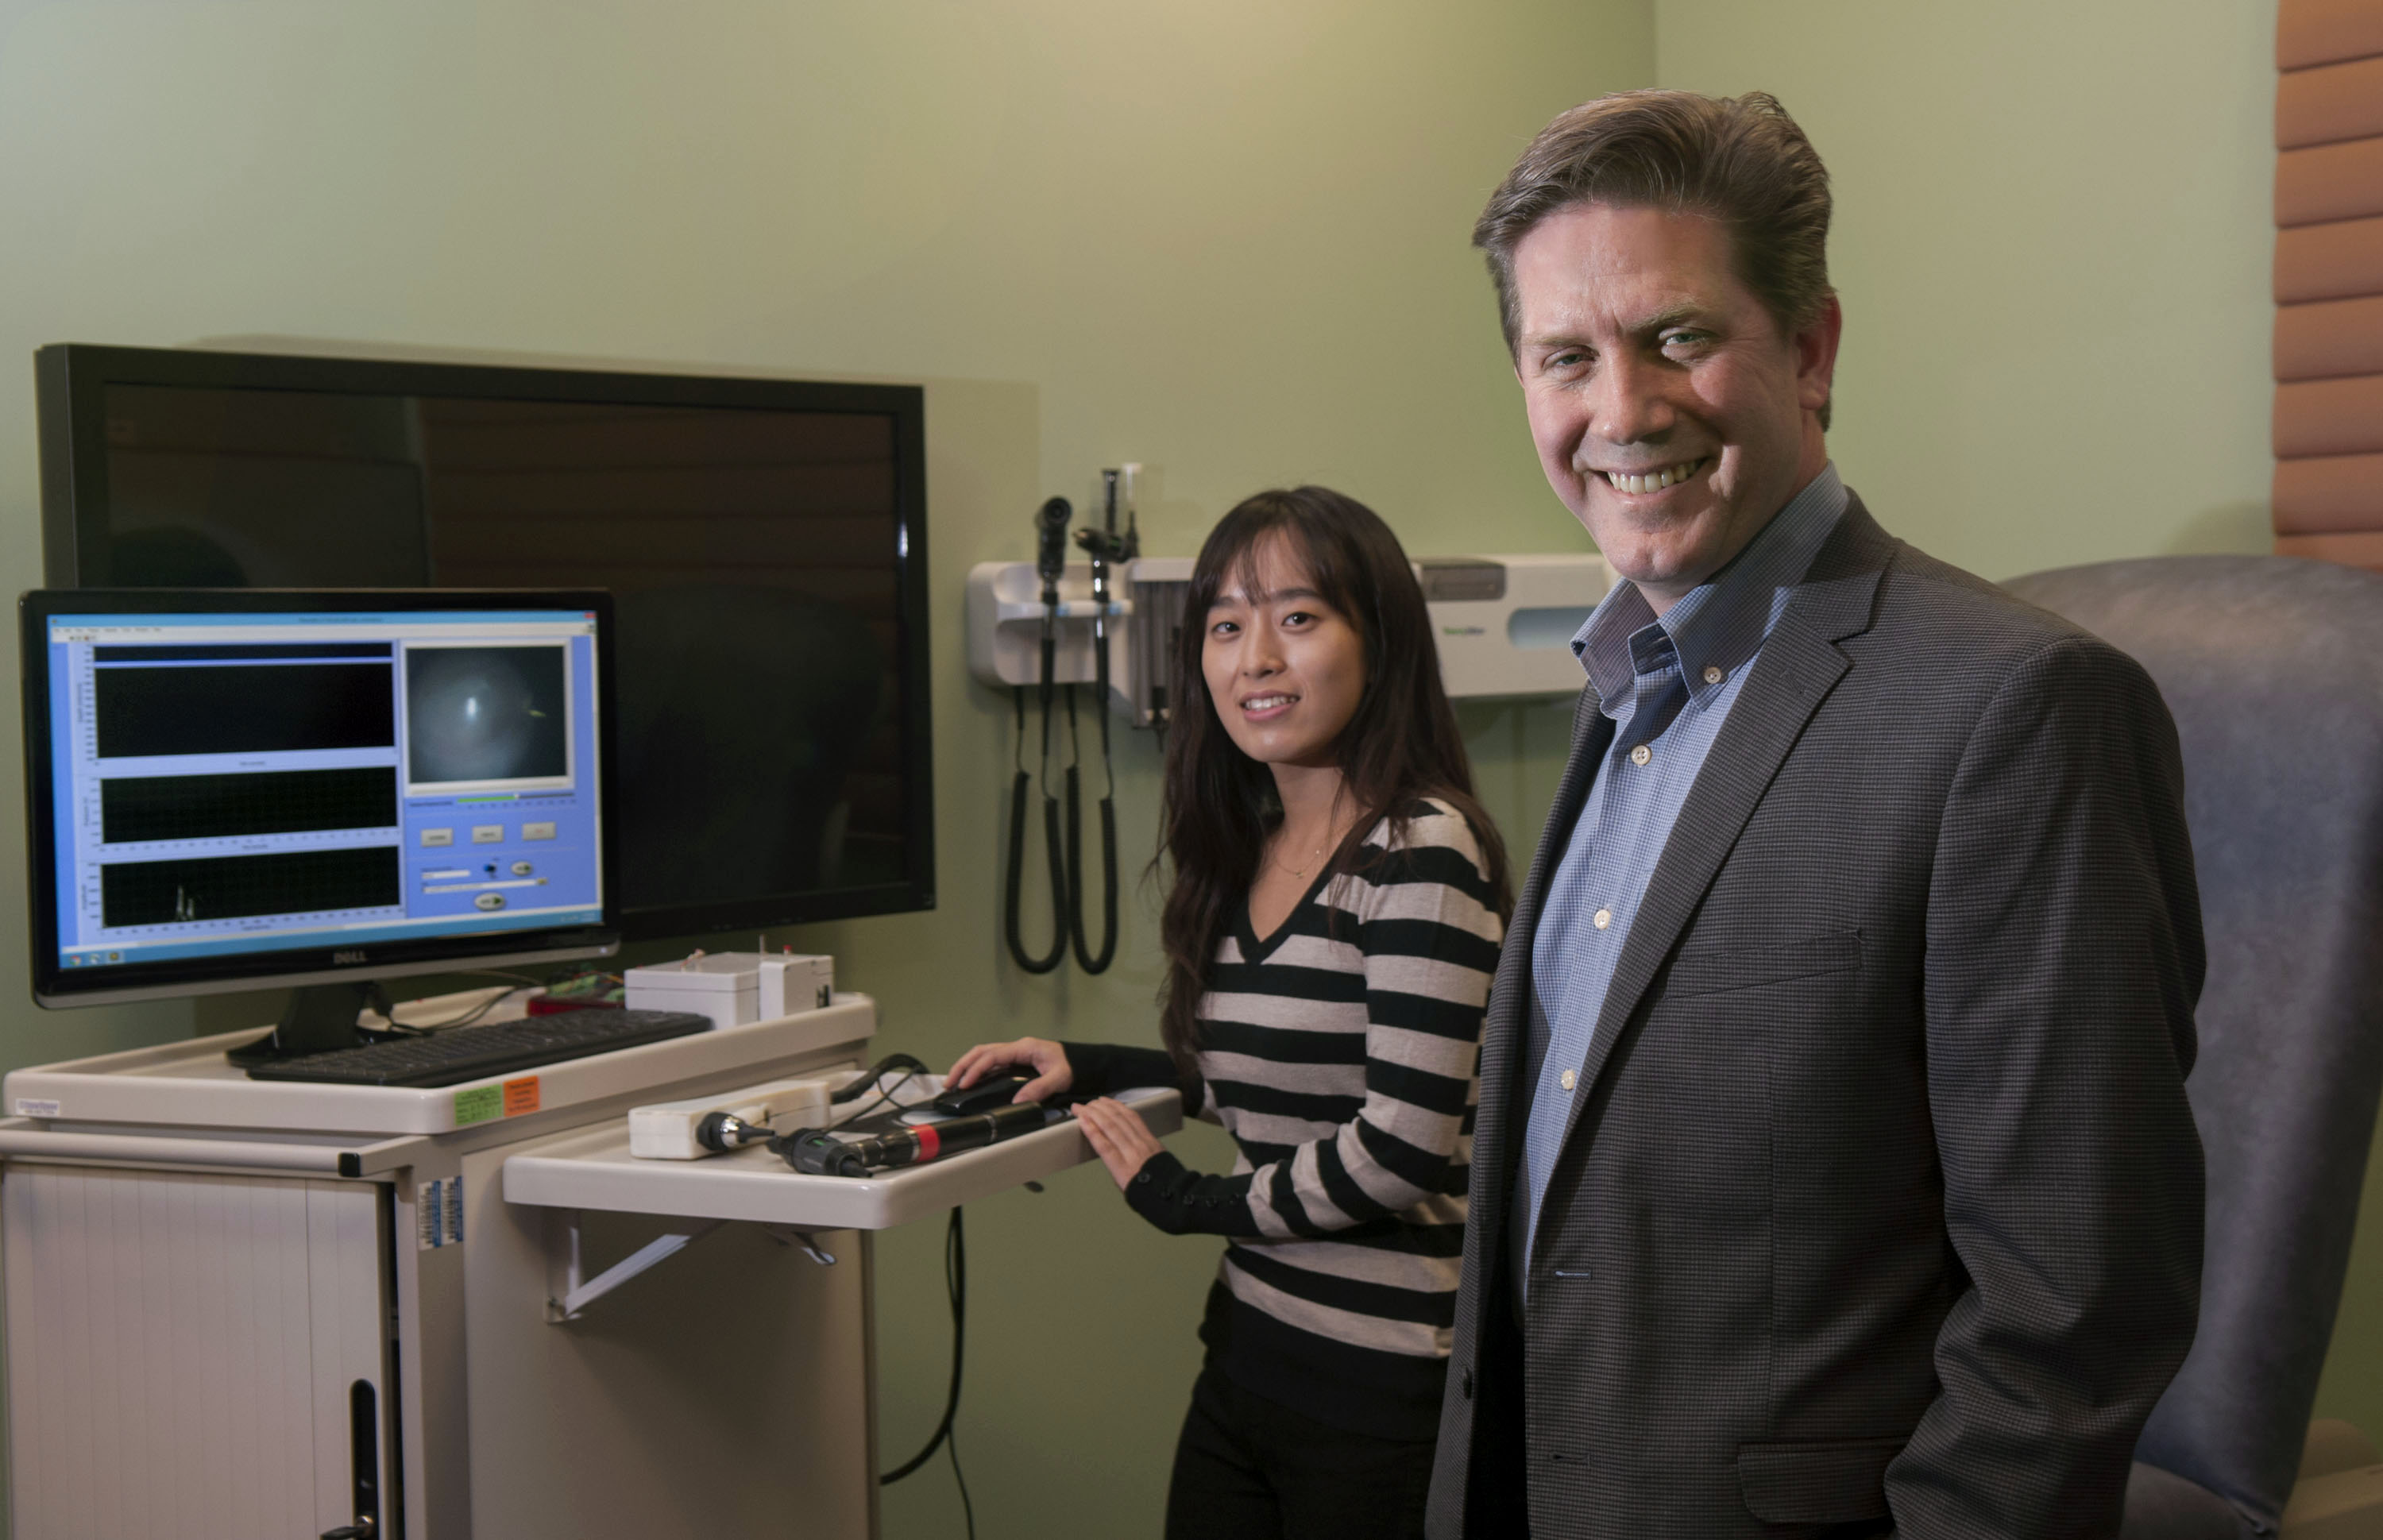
<box><xmin>1068</xmin><ymin>1096</ymin><xmax>1163</xmax><ymax>1191</ymax></box>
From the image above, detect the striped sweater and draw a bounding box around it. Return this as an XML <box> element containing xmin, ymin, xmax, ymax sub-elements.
<box><xmin>1068</xmin><ymin>797</ymin><xmax>1503</xmax><ymax>1438</ymax></box>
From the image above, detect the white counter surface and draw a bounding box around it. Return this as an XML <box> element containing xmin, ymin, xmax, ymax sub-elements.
<box><xmin>2</xmin><ymin>995</ymin><xmax>877</xmax><ymax>1136</ymax></box>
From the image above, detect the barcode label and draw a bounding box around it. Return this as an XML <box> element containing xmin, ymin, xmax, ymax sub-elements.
<box><xmin>417</xmin><ymin>1179</ymin><xmax>465</xmax><ymax>1249</ymax></box>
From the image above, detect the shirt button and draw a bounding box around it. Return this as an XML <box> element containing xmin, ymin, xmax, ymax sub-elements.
<box><xmin>1703</xmin><ymin>665</ymin><xmax>1723</xmax><ymax>685</ymax></box>
<box><xmin>1593</xmin><ymin>908</ymin><xmax>1612</xmax><ymax>929</ymax></box>
<box><xmin>1559</xmin><ymin>1068</ymin><xmax>1577</xmax><ymax>1091</ymax></box>
<box><xmin>1630</xmin><ymin>744</ymin><xmax>1651</xmax><ymax>766</ymax></box>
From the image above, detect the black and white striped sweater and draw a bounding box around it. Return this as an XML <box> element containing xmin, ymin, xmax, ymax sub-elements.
<box><xmin>1068</xmin><ymin>797</ymin><xmax>1503</xmax><ymax>1438</ymax></box>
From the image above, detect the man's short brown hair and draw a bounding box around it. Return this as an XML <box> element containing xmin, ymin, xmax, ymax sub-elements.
<box><xmin>1475</xmin><ymin>89</ymin><xmax>1836</xmax><ymax>426</ymax></box>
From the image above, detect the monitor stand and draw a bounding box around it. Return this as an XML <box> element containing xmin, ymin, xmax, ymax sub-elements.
<box><xmin>225</xmin><ymin>981</ymin><xmax>400</xmax><ymax>1067</ymax></box>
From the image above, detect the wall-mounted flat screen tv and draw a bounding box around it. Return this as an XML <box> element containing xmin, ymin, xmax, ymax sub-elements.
<box><xmin>36</xmin><ymin>344</ymin><xmax>933</xmax><ymax>943</ymax></box>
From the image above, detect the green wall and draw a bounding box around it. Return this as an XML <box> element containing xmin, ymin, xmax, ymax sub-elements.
<box><xmin>1655</xmin><ymin>0</ymin><xmax>2279</xmax><ymax>578</ymax></box>
<box><xmin>0</xmin><ymin>2</ymin><xmax>1640</xmax><ymax>1534</ymax></box>
<box><xmin>1</xmin><ymin>1</ymin><xmax>2366</xmax><ymax>1533</ymax></box>
<box><xmin>1657</xmin><ymin>0</ymin><xmax>2381</xmax><ymax>1449</ymax></box>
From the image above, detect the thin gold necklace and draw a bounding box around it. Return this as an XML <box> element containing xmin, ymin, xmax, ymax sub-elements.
<box><xmin>1273</xmin><ymin>820</ymin><xmax>1343</xmax><ymax>878</ymax></box>
<box><xmin>1276</xmin><ymin>840</ymin><xmax>1329</xmax><ymax>878</ymax></box>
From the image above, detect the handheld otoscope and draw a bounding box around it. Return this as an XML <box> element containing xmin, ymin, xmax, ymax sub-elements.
<box><xmin>1065</xmin><ymin>466</ymin><xmax>1138</xmax><ymax>975</ymax></box>
<box><xmin>688</xmin><ymin>1052</ymin><xmax>937</xmax><ymax>1153</ymax></box>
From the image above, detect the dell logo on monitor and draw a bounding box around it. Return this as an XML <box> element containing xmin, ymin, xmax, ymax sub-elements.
<box><xmin>333</xmin><ymin>950</ymin><xmax>369</xmax><ymax>966</ymax></box>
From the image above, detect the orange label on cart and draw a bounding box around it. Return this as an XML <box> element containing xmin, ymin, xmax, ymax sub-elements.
<box><xmin>503</xmin><ymin>1076</ymin><xmax>542</xmax><ymax>1116</ymax></box>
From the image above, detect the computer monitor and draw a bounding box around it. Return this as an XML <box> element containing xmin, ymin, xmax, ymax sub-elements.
<box><xmin>33</xmin><ymin>344</ymin><xmax>934</xmax><ymax>943</ymax></box>
<box><xmin>21</xmin><ymin>588</ymin><xmax>619</xmax><ymax>1057</ymax></box>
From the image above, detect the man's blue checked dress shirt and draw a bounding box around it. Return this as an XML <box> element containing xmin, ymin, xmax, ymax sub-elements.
<box><xmin>1513</xmin><ymin>464</ymin><xmax>1848</xmax><ymax>1301</ymax></box>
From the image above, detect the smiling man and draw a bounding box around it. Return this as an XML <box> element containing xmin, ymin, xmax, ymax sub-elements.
<box><xmin>1427</xmin><ymin>92</ymin><xmax>2207</xmax><ymax>1539</ymax></box>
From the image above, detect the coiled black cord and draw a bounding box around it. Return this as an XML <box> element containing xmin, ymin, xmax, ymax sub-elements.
<box><xmin>1002</xmin><ymin>631</ymin><xmax>1069</xmax><ymax>974</ymax></box>
<box><xmin>1063</xmin><ymin>687</ymin><xmax>1119</xmax><ymax>974</ymax></box>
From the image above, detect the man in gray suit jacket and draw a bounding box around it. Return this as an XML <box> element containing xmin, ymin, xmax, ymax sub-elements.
<box><xmin>1426</xmin><ymin>91</ymin><xmax>2204</xmax><ymax>1538</ymax></box>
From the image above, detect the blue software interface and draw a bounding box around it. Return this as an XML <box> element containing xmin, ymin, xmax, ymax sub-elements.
<box><xmin>44</xmin><ymin>608</ymin><xmax>604</xmax><ymax>973</ymax></box>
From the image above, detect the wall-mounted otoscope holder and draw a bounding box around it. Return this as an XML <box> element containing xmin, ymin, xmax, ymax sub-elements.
<box><xmin>965</xmin><ymin>558</ymin><xmax>1188</xmax><ymax>726</ymax></box>
<box><xmin>966</xmin><ymin>550</ymin><xmax>1615</xmax><ymax>724</ymax></box>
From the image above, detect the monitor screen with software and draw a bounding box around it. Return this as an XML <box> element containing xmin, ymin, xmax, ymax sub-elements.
<box><xmin>21</xmin><ymin>588</ymin><xmax>618</xmax><ymax>1025</ymax></box>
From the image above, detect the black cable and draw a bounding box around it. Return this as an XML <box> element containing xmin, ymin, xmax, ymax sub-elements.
<box><xmin>1002</xmin><ymin>619</ymin><xmax>1068</xmax><ymax>974</ymax></box>
<box><xmin>469</xmin><ymin>969</ymin><xmax>547</xmax><ymax>988</ymax></box>
<box><xmin>830</xmin><ymin>1052</ymin><xmax>929</xmax><ymax>1102</ymax></box>
<box><xmin>1066</xmin><ymin>530</ymin><xmax>1124</xmax><ymax>976</ymax></box>
<box><xmin>386</xmin><ymin>968</ymin><xmax>585</xmax><ymax>1035</ymax></box>
<box><xmin>828</xmin><ymin>1053</ymin><xmax>931</xmax><ymax>1123</ymax></box>
<box><xmin>943</xmin><ymin>1209</ymin><xmax>974</xmax><ymax>1539</ymax></box>
<box><xmin>1063</xmin><ymin>747</ymin><xmax>1120</xmax><ymax>974</ymax></box>
<box><xmin>880</xmin><ymin>1205</ymin><xmax>969</xmax><ymax>1540</ymax></box>
<box><xmin>407</xmin><ymin>987</ymin><xmax>512</xmax><ymax>1032</ymax></box>
<box><xmin>836</xmin><ymin>1068</ymin><xmax>920</xmax><ymax>1125</ymax></box>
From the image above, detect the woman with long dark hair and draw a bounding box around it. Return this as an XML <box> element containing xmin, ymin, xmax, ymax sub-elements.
<box><xmin>949</xmin><ymin>485</ymin><xmax>1512</xmax><ymax>1539</ymax></box>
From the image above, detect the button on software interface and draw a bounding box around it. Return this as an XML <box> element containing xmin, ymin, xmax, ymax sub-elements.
<box><xmin>44</xmin><ymin>609</ymin><xmax>603</xmax><ymax>972</ymax></box>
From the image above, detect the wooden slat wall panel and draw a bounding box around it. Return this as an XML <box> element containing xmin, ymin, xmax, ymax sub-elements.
<box><xmin>2277</xmin><ymin>54</ymin><xmax>2383</xmax><ymax>146</ymax></box>
<box><xmin>2277</xmin><ymin>137</ymin><xmax>2383</xmax><ymax>225</ymax></box>
<box><xmin>2275</xmin><ymin>453</ymin><xmax>2383</xmax><ymax>531</ymax></box>
<box><xmin>2276</xmin><ymin>294</ymin><xmax>2383</xmax><ymax>379</ymax></box>
<box><xmin>2275</xmin><ymin>0</ymin><xmax>2383</xmax><ymax>569</ymax></box>
<box><xmin>2276</xmin><ymin>214</ymin><xmax>2383</xmax><ymax>303</ymax></box>
<box><xmin>2279</xmin><ymin>0</ymin><xmax>2383</xmax><ymax>68</ymax></box>
<box><xmin>2276</xmin><ymin>376</ymin><xmax>2383</xmax><ymax>457</ymax></box>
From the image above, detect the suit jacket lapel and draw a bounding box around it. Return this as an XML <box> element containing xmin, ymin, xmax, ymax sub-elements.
<box><xmin>1558</xmin><ymin>501</ymin><xmax>1896</xmax><ymax>1134</ymax></box>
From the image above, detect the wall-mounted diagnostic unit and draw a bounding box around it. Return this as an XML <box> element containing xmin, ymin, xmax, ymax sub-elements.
<box><xmin>967</xmin><ymin>548</ymin><xmax>1612</xmax><ymax>721</ymax></box>
<box><xmin>1412</xmin><ymin>554</ymin><xmax>1616</xmax><ymax>698</ymax></box>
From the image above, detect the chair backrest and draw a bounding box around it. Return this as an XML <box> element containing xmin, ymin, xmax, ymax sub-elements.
<box><xmin>2002</xmin><ymin>554</ymin><xmax>2383</xmax><ymax>1532</ymax></box>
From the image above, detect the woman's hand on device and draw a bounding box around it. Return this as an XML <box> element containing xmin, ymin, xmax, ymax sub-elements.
<box><xmin>1070</xmin><ymin>1097</ymin><xmax>1164</xmax><ymax>1191</ymax></box>
<box><xmin>946</xmin><ymin>1038</ymin><xmax>1072</xmax><ymax>1104</ymax></box>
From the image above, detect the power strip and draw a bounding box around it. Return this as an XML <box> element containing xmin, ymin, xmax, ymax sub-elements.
<box><xmin>628</xmin><ymin>1069</ymin><xmax>853</xmax><ymax>1160</ymax></box>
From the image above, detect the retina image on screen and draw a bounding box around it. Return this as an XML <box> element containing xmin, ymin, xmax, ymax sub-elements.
<box><xmin>405</xmin><ymin>646</ymin><xmax>570</xmax><ymax>787</ymax></box>
<box><xmin>45</xmin><ymin>609</ymin><xmax>603</xmax><ymax>978</ymax></box>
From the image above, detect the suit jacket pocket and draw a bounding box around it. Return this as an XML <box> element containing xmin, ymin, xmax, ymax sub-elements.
<box><xmin>1736</xmin><ymin>1436</ymin><xmax>1903</xmax><ymax>1524</ymax></box>
<box><xmin>1665</xmin><ymin>928</ymin><xmax>1862</xmax><ymax>1000</ymax></box>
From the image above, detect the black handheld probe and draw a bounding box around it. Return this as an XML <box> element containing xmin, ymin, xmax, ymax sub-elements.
<box><xmin>773</xmin><ymin>1100</ymin><xmax>1048</xmax><ymax>1178</ymax></box>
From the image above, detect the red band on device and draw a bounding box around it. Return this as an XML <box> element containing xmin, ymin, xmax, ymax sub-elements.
<box><xmin>912</xmin><ymin>1124</ymin><xmax>942</xmax><ymax>1162</ymax></box>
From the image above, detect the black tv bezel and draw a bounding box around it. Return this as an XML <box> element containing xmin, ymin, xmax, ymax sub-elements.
<box><xmin>21</xmin><ymin>585</ymin><xmax>623</xmax><ymax>1008</ymax></box>
<box><xmin>33</xmin><ymin>343</ymin><xmax>937</xmax><ymax>943</ymax></box>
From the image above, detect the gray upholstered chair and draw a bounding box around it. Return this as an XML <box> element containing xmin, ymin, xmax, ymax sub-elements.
<box><xmin>2001</xmin><ymin>555</ymin><xmax>2383</xmax><ymax>1540</ymax></box>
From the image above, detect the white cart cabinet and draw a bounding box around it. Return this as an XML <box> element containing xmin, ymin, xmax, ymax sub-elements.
<box><xmin>5</xmin><ymin>1167</ymin><xmax>388</xmax><ymax>1538</ymax></box>
<box><xmin>1</xmin><ymin>997</ymin><xmax>1181</xmax><ymax>1540</ymax></box>
<box><xmin>2</xmin><ymin>998</ymin><xmax>880</xmax><ymax>1540</ymax></box>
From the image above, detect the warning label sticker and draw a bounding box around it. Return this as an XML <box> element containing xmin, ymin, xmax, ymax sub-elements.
<box><xmin>453</xmin><ymin>1086</ymin><xmax>503</xmax><ymax>1126</ymax></box>
<box><xmin>503</xmin><ymin>1076</ymin><xmax>541</xmax><ymax>1117</ymax></box>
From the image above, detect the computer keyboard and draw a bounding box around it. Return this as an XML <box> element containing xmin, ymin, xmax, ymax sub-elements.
<box><xmin>245</xmin><ymin>1008</ymin><xmax>713</xmax><ymax>1087</ymax></box>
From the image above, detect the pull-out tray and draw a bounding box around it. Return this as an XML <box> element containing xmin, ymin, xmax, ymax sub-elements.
<box><xmin>503</xmin><ymin>1086</ymin><xmax>1184</xmax><ymax>1230</ymax></box>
